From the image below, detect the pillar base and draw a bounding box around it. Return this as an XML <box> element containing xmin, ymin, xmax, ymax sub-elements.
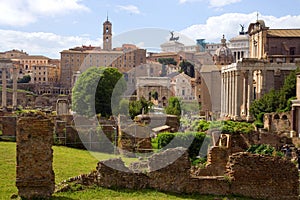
<box><xmin>246</xmin><ymin>115</ymin><xmax>253</xmax><ymax>122</ymax></box>
<box><xmin>1</xmin><ymin>106</ymin><xmax>7</xmax><ymax>112</ymax></box>
<box><xmin>290</xmin><ymin>130</ymin><xmax>297</xmax><ymax>138</ymax></box>
<box><xmin>233</xmin><ymin>115</ymin><xmax>242</xmax><ymax>121</ymax></box>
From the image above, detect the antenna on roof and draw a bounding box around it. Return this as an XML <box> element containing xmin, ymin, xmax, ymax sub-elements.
<box><xmin>106</xmin><ymin>11</ymin><xmax>109</xmax><ymax>21</ymax></box>
<box><xmin>256</xmin><ymin>12</ymin><xmax>259</xmax><ymax>21</ymax></box>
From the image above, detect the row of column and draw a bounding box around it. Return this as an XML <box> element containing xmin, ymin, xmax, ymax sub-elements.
<box><xmin>1</xmin><ymin>65</ymin><xmax>18</xmax><ymax>110</ymax></box>
<box><xmin>221</xmin><ymin>70</ymin><xmax>254</xmax><ymax>121</ymax></box>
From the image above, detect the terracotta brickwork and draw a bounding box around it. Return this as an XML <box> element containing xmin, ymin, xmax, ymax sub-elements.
<box><xmin>64</xmin><ymin>148</ymin><xmax>299</xmax><ymax>200</ymax></box>
<box><xmin>1</xmin><ymin>116</ymin><xmax>16</xmax><ymax>136</ymax></box>
<box><xmin>227</xmin><ymin>152</ymin><xmax>299</xmax><ymax>200</ymax></box>
<box><xmin>16</xmin><ymin>112</ymin><xmax>55</xmax><ymax>199</ymax></box>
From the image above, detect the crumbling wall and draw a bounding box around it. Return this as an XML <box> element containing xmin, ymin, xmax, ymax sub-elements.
<box><xmin>264</xmin><ymin>112</ymin><xmax>291</xmax><ymax>133</ymax></box>
<box><xmin>16</xmin><ymin>112</ymin><xmax>55</xmax><ymax>199</ymax></box>
<box><xmin>96</xmin><ymin>158</ymin><xmax>149</xmax><ymax>189</ymax></box>
<box><xmin>1</xmin><ymin>116</ymin><xmax>16</xmax><ymax>137</ymax></box>
<box><xmin>227</xmin><ymin>152</ymin><xmax>299</xmax><ymax>200</ymax></box>
<box><xmin>196</xmin><ymin>146</ymin><xmax>230</xmax><ymax>176</ymax></box>
<box><xmin>118</xmin><ymin>124</ymin><xmax>152</xmax><ymax>155</ymax></box>
<box><xmin>64</xmin><ymin>147</ymin><xmax>299</xmax><ymax>200</ymax></box>
<box><xmin>147</xmin><ymin>147</ymin><xmax>190</xmax><ymax>193</ymax></box>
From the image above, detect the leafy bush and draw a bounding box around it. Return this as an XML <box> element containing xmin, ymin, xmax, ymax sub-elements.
<box><xmin>157</xmin><ymin>132</ymin><xmax>175</xmax><ymax>149</ymax></box>
<box><xmin>191</xmin><ymin>157</ymin><xmax>207</xmax><ymax>166</ymax></box>
<box><xmin>165</xmin><ymin>97</ymin><xmax>181</xmax><ymax>117</ymax></box>
<box><xmin>250</xmin><ymin>68</ymin><xmax>299</xmax><ymax>121</ymax></box>
<box><xmin>156</xmin><ymin>132</ymin><xmax>207</xmax><ymax>160</ymax></box>
<box><xmin>246</xmin><ymin>144</ymin><xmax>282</xmax><ymax>157</ymax></box>
<box><xmin>191</xmin><ymin>120</ymin><xmax>210</xmax><ymax>132</ymax></box>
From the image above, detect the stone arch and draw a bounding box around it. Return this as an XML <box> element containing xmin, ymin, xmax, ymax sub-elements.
<box><xmin>274</xmin><ymin>114</ymin><xmax>280</xmax><ymax>120</ymax></box>
<box><xmin>162</xmin><ymin>96</ymin><xmax>167</xmax><ymax>106</ymax></box>
<box><xmin>281</xmin><ymin>115</ymin><xmax>288</xmax><ymax>120</ymax></box>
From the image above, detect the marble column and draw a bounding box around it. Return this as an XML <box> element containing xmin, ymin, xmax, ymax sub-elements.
<box><xmin>233</xmin><ymin>71</ymin><xmax>237</xmax><ymax>118</ymax></box>
<box><xmin>12</xmin><ymin>66</ymin><xmax>17</xmax><ymax>110</ymax></box>
<box><xmin>242</xmin><ymin>71</ymin><xmax>247</xmax><ymax>117</ymax></box>
<box><xmin>247</xmin><ymin>70</ymin><xmax>253</xmax><ymax>121</ymax></box>
<box><xmin>232</xmin><ymin>71</ymin><xmax>236</xmax><ymax>118</ymax></box>
<box><xmin>226</xmin><ymin>72</ymin><xmax>230</xmax><ymax>116</ymax></box>
<box><xmin>230</xmin><ymin>71</ymin><xmax>234</xmax><ymax>118</ymax></box>
<box><xmin>261</xmin><ymin>70</ymin><xmax>267</xmax><ymax>97</ymax></box>
<box><xmin>221</xmin><ymin>73</ymin><xmax>224</xmax><ymax>117</ymax></box>
<box><xmin>228</xmin><ymin>72</ymin><xmax>232</xmax><ymax>117</ymax></box>
<box><xmin>224</xmin><ymin>72</ymin><xmax>228</xmax><ymax>116</ymax></box>
<box><xmin>1</xmin><ymin>68</ymin><xmax>7</xmax><ymax>109</ymax></box>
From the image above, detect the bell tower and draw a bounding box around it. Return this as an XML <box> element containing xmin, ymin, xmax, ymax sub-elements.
<box><xmin>103</xmin><ymin>15</ymin><xmax>112</xmax><ymax>51</ymax></box>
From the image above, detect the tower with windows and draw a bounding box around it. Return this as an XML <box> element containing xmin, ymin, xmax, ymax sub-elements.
<box><xmin>103</xmin><ymin>16</ymin><xmax>112</xmax><ymax>51</ymax></box>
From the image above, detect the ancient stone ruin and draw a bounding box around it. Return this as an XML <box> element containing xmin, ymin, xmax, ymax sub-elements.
<box><xmin>16</xmin><ymin>111</ymin><xmax>55</xmax><ymax>199</ymax></box>
<box><xmin>63</xmin><ymin>147</ymin><xmax>299</xmax><ymax>200</ymax></box>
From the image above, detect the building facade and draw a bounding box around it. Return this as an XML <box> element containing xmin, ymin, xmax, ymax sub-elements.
<box><xmin>221</xmin><ymin>20</ymin><xmax>300</xmax><ymax>120</ymax></box>
<box><xmin>248</xmin><ymin>20</ymin><xmax>300</xmax><ymax>63</ymax></box>
<box><xmin>0</xmin><ymin>50</ymin><xmax>60</xmax><ymax>85</ymax></box>
<box><xmin>60</xmin><ymin>19</ymin><xmax>146</xmax><ymax>88</ymax></box>
<box><xmin>228</xmin><ymin>32</ymin><xmax>249</xmax><ymax>62</ymax></box>
<box><xmin>168</xmin><ymin>72</ymin><xmax>195</xmax><ymax>101</ymax></box>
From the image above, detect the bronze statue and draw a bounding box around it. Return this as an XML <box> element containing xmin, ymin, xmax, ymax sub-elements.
<box><xmin>169</xmin><ymin>31</ymin><xmax>179</xmax><ymax>41</ymax></box>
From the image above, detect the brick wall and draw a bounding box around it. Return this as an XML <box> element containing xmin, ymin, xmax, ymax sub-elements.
<box><xmin>227</xmin><ymin>152</ymin><xmax>299</xmax><ymax>200</ymax></box>
<box><xmin>264</xmin><ymin>112</ymin><xmax>291</xmax><ymax>133</ymax></box>
<box><xmin>16</xmin><ymin>112</ymin><xmax>55</xmax><ymax>199</ymax></box>
<box><xmin>67</xmin><ymin>147</ymin><xmax>299</xmax><ymax>200</ymax></box>
<box><xmin>1</xmin><ymin>116</ymin><xmax>16</xmax><ymax>136</ymax></box>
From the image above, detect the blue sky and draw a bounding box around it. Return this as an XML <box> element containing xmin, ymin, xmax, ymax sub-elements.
<box><xmin>1</xmin><ymin>0</ymin><xmax>300</xmax><ymax>58</ymax></box>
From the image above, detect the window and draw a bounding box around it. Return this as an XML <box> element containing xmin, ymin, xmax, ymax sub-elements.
<box><xmin>290</xmin><ymin>47</ymin><xmax>296</xmax><ymax>55</ymax></box>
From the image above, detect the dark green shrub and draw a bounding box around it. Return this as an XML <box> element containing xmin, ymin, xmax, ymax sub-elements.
<box><xmin>247</xmin><ymin>144</ymin><xmax>280</xmax><ymax>156</ymax></box>
<box><xmin>156</xmin><ymin>132</ymin><xmax>207</xmax><ymax>160</ymax></box>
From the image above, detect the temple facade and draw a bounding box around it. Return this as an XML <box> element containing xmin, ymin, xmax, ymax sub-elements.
<box><xmin>221</xmin><ymin>20</ymin><xmax>300</xmax><ymax>120</ymax></box>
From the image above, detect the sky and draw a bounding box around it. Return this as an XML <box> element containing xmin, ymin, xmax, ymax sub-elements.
<box><xmin>1</xmin><ymin>0</ymin><xmax>300</xmax><ymax>58</ymax></box>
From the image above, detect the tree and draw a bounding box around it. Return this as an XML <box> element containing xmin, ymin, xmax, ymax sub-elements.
<box><xmin>250</xmin><ymin>68</ymin><xmax>299</xmax><ymax>122</ymax></box>
<box><xmin>17</xmin><ymin>75</ymin><xmax>31</xmax><ymax>83</ymax></box>
<box><xmin>128</xmin><ymin>97</ymin><xmax>152</xmax><ymax>119</ymax></box>
<box><xmin>179</xmin><ymin>60</ymin><xmax>195</xmax><ymax>78</ymax></box>
<box><xmin>118</xmin><ymin>99</ymin><xmax>129</xmax><ymax>115</ymax></box>
<box><xmin>165</xmin><ymin>97</ymin><xmax>181</xmax><ymax>117</ymax></box>
<box><xmin>158</xmin><ymin>58</ymin><xmax>177</xmax><ymax>66</ymax></box>
<box><xmin>72</xmin><ymin>67</ymin><xmax>126</xmax><ymax>117</ymax></box>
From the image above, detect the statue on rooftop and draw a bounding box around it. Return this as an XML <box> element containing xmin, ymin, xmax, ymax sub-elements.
<box><xmin>169</xmin><ymin>31</ymin><xmax>179</xmax><ymax>41</ymax></box>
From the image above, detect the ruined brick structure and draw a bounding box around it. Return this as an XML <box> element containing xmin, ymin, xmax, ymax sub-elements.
<box><xmin>264</xmin><ymin>112</ymin><xmax>291</xmax><ymax>133</ymax></box>
<box><xmin>16</xmin><ymin>112</ymin><xmax>55</xmax><ymax>199</ymax></box>
<box><xmin>65</xmin><ymin>147</ymin><xmax>299</xmax><ymax>200</ymax></box>
<box><xmin>227</xmin><ymin>152</ymin><xmax>299</xmax><ymax>200</ymax></box>
<box><xmin>0</xmin><ymin>116</ymin><xmax>16</xmax><ymax>137</ymax></box>
<box><xmin>118</xmin><ymin>124</ymin><xmax>152</xmax><ymax>155</ymax></box>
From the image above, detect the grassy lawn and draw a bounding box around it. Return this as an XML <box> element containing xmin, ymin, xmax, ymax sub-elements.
<box><xmin>0</xmin><ymin>142</ymin><xmax>253</xmax><ymax>200</ymax></box>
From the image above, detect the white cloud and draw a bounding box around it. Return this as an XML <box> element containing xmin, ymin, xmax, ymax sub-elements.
<box><xmin>179</xmin><ymin>0</ymin><xmax>203</xmax><ymax>4</ymax></box>
<box><xmin>180</xmin><ymin>12</ymin><xmax>300</xmax><ymax>43</ymax></box>
<box><xmin>116</xmin><ymin>5</ymin><xmax>141</xmax><ymax>14</ymax></box>
<box><xmin>27</xmin><ymin>0</ymin><xmax>89</xmax><ymax>15</ymax></box>
<box><xmin>0</xmin><ymin>0</ymin><xmax>89</xmax><ymax>26</ymax></box>
<box><xmin>209</xmin><ymin>0</ymin><xmax>241</xmax><ymax>8</ymax></box>
<box><xmin>0</xmin><ymin>29</ymin><xmax>100</xmax><ymax>58</ymax></box>
<box><xmin>179</xmin><ymin>0</ymin><xmax>240</xmax><ymax>7</ymax></box>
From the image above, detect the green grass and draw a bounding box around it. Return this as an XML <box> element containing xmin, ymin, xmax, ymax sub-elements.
<box><xmin>0</xmin><ymin>142</ymin><xmax>17</xmax><ymax>199</ymax></box>
<box><xmin>0</xmin><ymin>142</ymin><xmax>254</xmax><ymax>200</ymax></box>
